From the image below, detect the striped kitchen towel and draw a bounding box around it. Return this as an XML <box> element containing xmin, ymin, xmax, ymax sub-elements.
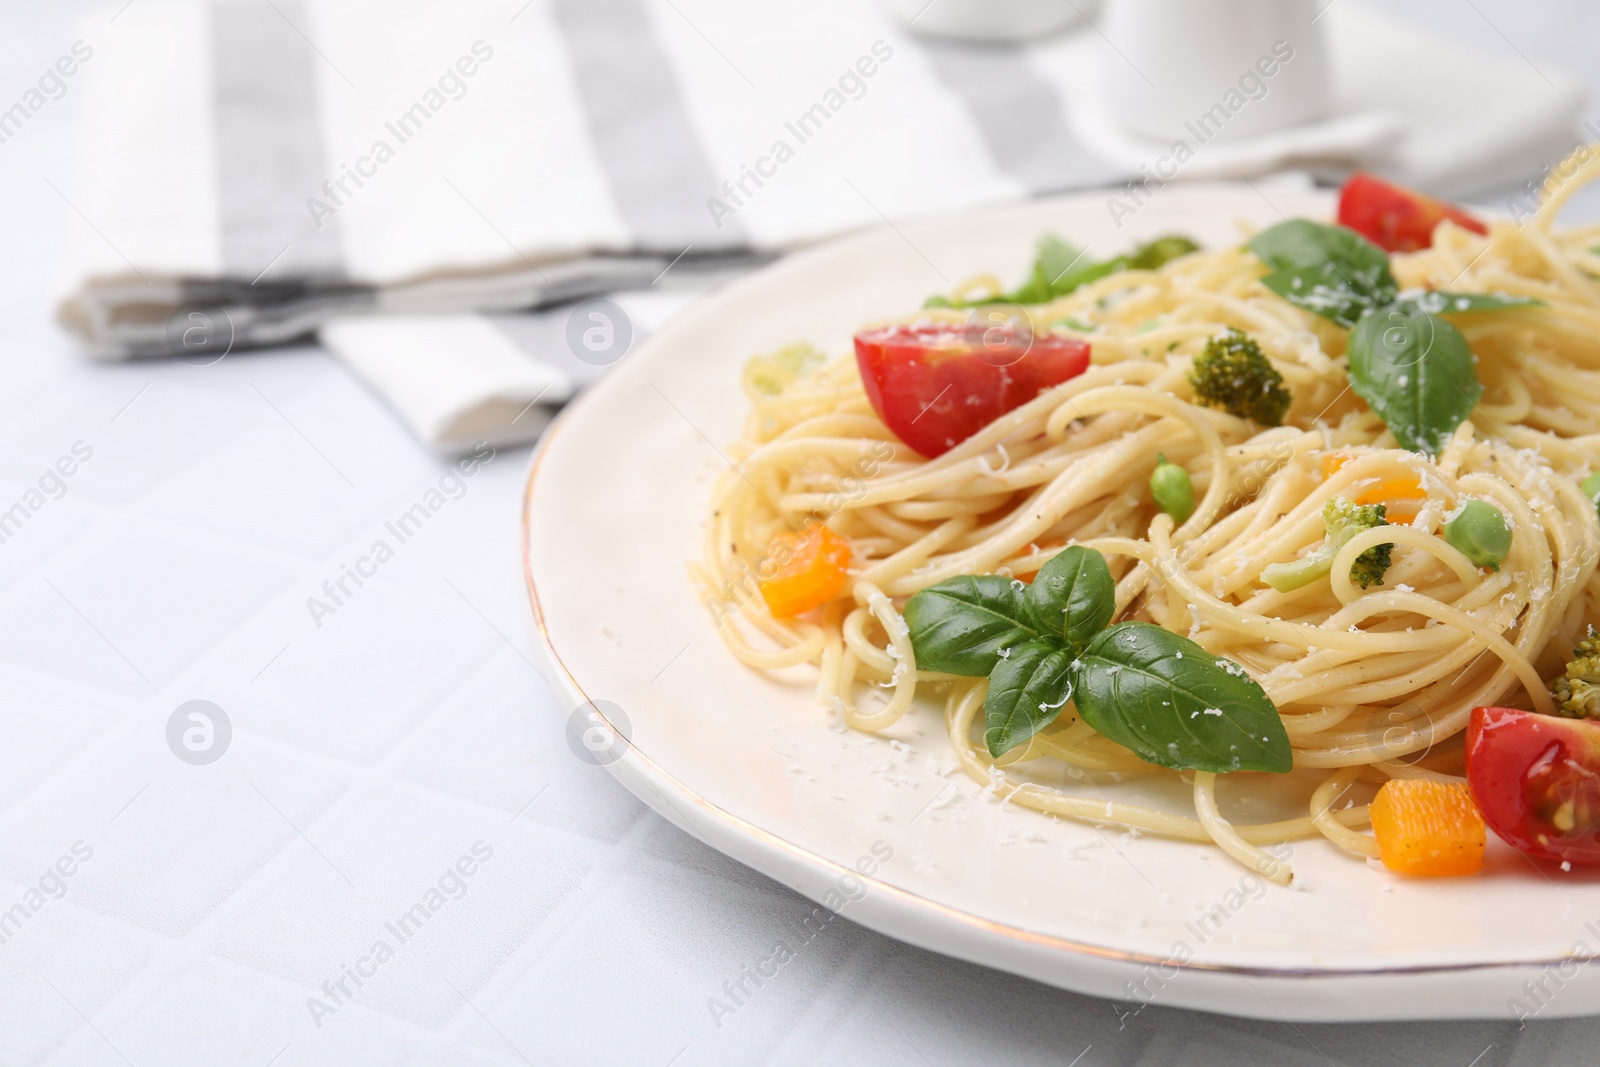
<box><xmin>54</xmin><ymin>0</ymin><xmax>1583</xmax><ymax>449</ymax></box>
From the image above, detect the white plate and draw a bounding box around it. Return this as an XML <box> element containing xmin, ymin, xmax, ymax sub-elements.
<box><xmin>521</xmin><ymin>182</ymin><xmax>1600</xmax><ymax>1021</ymax></box>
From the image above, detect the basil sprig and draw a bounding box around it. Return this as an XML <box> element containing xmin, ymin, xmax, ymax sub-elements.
<box><xmin>1247</xmin><ymin>219</ymin><xmax>1541</xmax><ymax>328</ymax></box>
<box><xmin>904</xmin><ymin>547</ymin><xmax>1290</xmax><ymax>771</ymax></box>
<box><xmin>1247</xmin><ymin>219</ymin><xmax>1541</xmax><ymax>456</ymax></box>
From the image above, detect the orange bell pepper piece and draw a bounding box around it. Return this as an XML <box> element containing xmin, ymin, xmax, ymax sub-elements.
<box><xmin>1355</xmin><ymin>476</ymin><xmax>1426</xmax><ymax>524</ymax></box>
<box><xmin>1369</xmin><ymin>778</ymin><xmax>1485</xmax><ymax>877</ymax></box>
<box><xmin>1322</xmin><ymin>454</ymin><xmax>1424</xmax><ymax>524</ymax></box>
<box><xmin>758</xmin><ymin>525</ymin><xmax>852</xmax><ymax>617</ymax></box>
<box><xmin>1354</xmin><ymin>476</ymin><xmax>1426</xmax><ymax>507</ymax></box>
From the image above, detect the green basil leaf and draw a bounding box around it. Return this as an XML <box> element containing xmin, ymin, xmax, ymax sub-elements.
<box><xmin>1024</xmin><ymin>546</ymin><xmax>1115</xmax><ymax>655</ymax></box>
<box><xmin>984</xmin><ymin>639</ymin><xmax>1076</xmax><ymax>757</ymax></box>
<box><xmin>1394</xmin><ymin>290</ymin><xmax>1545</xmax><ymax>315</ymax></box>
<box><xmin>1006</xmin><ymin>260</ymin><xmax>1053</xmax><ymax>305</ymax></box>
<box><xmin>1073</xmin><ymin>622</ymin><xmax>1291</xmax><ymax>774</ymax></box>
<box><xmin>904</xmin><ymin>575</ymin><xmax>1044</xmax><ymax>677</ymax></box>
<box><xmin>1347</xmin><ymin>304</ymin><xmax>1481</xmax><ymax>457</ymax></box>
<box><xmin>1249</xmin><ymin>219</ymin><xmax>1394</xmax><ymax>282</ymax></box>
<box><xmin>1257</xmin><ymin>264</ymin><xmax>1375</xmax><ymax>328</ymax></box>
<box><xmin>1036</xmin><ymin>234</ymin><xmax>1088</xmax><ymax>295</ymax></box>
<box><xmin>1037</xmin><ymin>234</ymin><xmax>1197</xmax><ymax>297</ymax></box>
<box><xmin>927</xmin><ymin>233</ymin><xmax>1199</xmax><ymax>309</ymax></box>
<box><xmin>1248</xmin><ymin>219</ymin><xmax>1397</xmax><ymax>328</ymax></box>
<box><xmin>1052</xmin><ymin>258</ymin><xmax>1122</xmax><ymax>297</ymax></box>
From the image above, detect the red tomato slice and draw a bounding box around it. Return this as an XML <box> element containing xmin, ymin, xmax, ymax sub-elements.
<box><xmin>853</xmin><ymin>321</ymin><xmax>1090</xmax><ymax>458</ymax></box>
<box><xmin>1337</xmin><ymin>172</ymin><xmax>1488</xmax><ymax>253</ymax></box>
<box><xmin>1466</xmin><ymin>705</ymin><xmax>1600</xmax><ymax>865</ymax></box>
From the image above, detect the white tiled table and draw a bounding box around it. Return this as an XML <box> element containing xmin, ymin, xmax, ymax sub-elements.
<box><xmin>7</xmin><ymin>2</ymin><xmax>1600</xmax><ymax>1064</ymax></box>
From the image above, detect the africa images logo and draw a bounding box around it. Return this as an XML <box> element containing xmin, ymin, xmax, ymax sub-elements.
<box><xmin>166</xmin><ymin>700</ymin><xmax>232</xmax><ymax>766</ymax></box>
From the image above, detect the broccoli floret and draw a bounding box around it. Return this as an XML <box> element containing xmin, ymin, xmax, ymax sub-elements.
<box><xmin>1261</xmin><ymin>498</ymin><xmax>1392</xmax><ymax>592</ymax></box>
<box><xmin>1348</xmin><ymin>538</ymin><xmax>1394</xmax><ymax>590</ymax></box>
<box><xmin>1552</xmin><ymin>634</ymin><xmax>1600</xmax><ymax>719</ymax></box>
<box><xmin>1127</xmin><ymin>235</ymin><xmax>1200</xmax><ymax>271</ymax></box>
<box><xmin>746</xmin><ymin>342</ymin><xmax>825</xmax><ymax>395</ymax></box>
<box><xmin>1189</xmin><ymin>329</ymin><xmax>1292</xmax><ymax>426</ymax></box>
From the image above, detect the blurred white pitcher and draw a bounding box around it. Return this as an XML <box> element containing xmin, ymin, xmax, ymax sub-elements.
<box><xmin>882</xmin><ymin>0</ymin><xmax>1095</xmax><ymax>42</ymax></box>
<box><xmin>1100</xmin><ymin>0</ymin><xmax>1330</xmax><ymax>143</ymax></box>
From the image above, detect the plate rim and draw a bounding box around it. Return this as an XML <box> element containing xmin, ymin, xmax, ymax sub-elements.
<box><xmin>518</xmin><ymin>184</ymin><xmax>1589</xmax><ymax>1001</ymax></box>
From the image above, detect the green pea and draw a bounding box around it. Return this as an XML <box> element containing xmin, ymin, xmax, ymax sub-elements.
<box><xmin>1445</xmin><ymin>499</ymin><xmax>1512</xmax><ymax>571</ymax></box>
<box><xmin>1581</xmin><ymin>472</ymin><xmax>1600</xmax><ymax>516</ymax></box>
<box><xmin>1150</xmin><ymin>453</ymin><xmax>1195</xmax><ymax>523</ymax></box>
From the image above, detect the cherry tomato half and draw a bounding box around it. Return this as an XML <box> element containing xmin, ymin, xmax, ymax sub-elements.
<box><xmin>1337</xmin><ymin>172</ymin><xmax>1488</xmax><ymax>253</ymax></box>
<box><xmin>853</xmin><ymin>321</ymin><xmax>1091</xmax><ymax>458</ymax></box>
<box><xmin>1465</xmin><ymin>705</ymin><xmax>1600</xmax><ymax>865</ymax></box>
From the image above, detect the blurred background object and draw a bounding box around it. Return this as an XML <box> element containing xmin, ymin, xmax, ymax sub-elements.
<box><xmin>1066</xmin><ymin>2</ymin><xmax>1583</xmax><ymax>192</ymax></box>
<box><xmin>882</xmin><ymin>0</ymin><xmax>1094</xmax><ymax>42</ymax></box>
<box><xmin>51</xmin><ymin>0</ymin><xmax>1588</xmax><ymax>453</ymax></box>
<box><xmin>1099</xmin><ymin>0</ymin><xmax>1332</xmax><ymax>142</ymax></box>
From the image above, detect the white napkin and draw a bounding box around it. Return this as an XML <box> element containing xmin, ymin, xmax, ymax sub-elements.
<box><xmin>321</xmin><ymin>289</ymin><xmax>703</xmax><ymax>452</ymax></box>
<box><xmin>57</xmin><ymin>0</ymin><xmax>1585</xmax><ymax>451</ymax></box>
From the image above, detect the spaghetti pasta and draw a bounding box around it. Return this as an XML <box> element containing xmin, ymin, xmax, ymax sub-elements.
<box><xmin>693</xmin><ymin>157</ymin><xmax>1600</xmax><ymax>882</ymax></box>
